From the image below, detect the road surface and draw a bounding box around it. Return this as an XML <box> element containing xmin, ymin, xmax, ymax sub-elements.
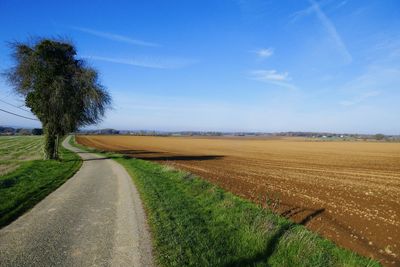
<box><xmin>0</xmin><ymin>136</ymin><xmax>154</xmax><ymax>266</ymax></box>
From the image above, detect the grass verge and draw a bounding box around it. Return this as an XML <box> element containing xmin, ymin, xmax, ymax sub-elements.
<box><xmin>0</xmin><ymin>139</ymin><xmax>82</xmax><ymax>227</ymax></box>
<box><xmin>73</xmin><ymin>137</ymin><xmax>380</xmax><ymax>267</ymax></box>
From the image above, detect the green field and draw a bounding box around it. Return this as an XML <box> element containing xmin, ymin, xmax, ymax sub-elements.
<box><xmin>0</xmin><ymin>136</ymin><xmax>44</xmax><ymax>175</ymax></box>
<box><xmin>72</xmin><ymin>137</ymin><xmax>380</xmax><ymax>267</ymax></box>
<box><xmin>0</xmin><ymin>136</ymin><xmax>81</xmax><ymax>227</ymax></box>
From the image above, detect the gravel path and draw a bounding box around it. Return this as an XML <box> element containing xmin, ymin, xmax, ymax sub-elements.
<box><xmin>0</xmin><ymin>136</ymin><xmax>154</xmax><ymax>267</ymax></box>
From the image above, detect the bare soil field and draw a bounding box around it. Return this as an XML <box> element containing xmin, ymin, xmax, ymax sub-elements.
<box><xmin>77</xmin><ymin>135</ymin><xmax>400</xmax><ymax>266</ymax></box>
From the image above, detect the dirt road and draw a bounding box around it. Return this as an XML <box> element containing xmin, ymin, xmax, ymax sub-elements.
<box><xmin>0</xmin><ymin>136</ymin><xmax>153</xmax><ymax>267</ymax></box>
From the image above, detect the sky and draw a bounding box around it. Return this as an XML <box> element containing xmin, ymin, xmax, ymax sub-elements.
<box><xmin>0</xmin><ymin>0</ymin><xmax>399</xmax><ymax>134</ymax></box>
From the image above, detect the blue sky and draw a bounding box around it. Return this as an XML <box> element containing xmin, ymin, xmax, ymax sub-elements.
<box><xmin>0</xmin><ymin>0</ymin><xmax>399</xmax><ymax>134</ymax></box>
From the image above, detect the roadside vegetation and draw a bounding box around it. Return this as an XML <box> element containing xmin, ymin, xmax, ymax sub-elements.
<box><xmin>73</xmin><ymin>137</ymin><xmax>380</xmax><ymax>267</ymax></box>
<box><xmin>0</xmin><ymin>136</ymin><xmax>81</xmax><ymax>227</ymax></box>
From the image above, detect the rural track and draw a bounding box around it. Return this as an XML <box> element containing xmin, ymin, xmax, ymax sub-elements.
<box><xmin>0</xmin><ymin>136</ymin><xmax>154</xmax><ymax>267</ymax></box>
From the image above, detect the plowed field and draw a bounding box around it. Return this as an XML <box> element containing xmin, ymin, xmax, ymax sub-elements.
<box><xmin>77</xmin><ymin>135</ymin><xmax>400</xmax><ymax>266</ymax></box>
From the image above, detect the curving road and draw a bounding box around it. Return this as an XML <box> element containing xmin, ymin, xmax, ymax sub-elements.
<box><xmin>0</xmin><ymin>136</ymin><xmax>154</xmax><ymax>267</ymax></box>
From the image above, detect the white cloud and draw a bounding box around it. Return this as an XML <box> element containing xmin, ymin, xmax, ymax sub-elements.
<box><xmin>253</xmin><ymin>48</ymin><xmax>274</xmax><ymax>59</ymax></box>
<box><xmin>248</xmin><ymin>70</ymin><xmax>297</xmax><ymax>90</ymax></box>
<box><xmin>83</xmin><ymin>55</ymin><xmax>196</xmax><ymax>69</ymax></box>
<box><xmin>70</xmin><ymin>26</ymin><xmax>160</xmax><ymax>47</ymax></box>
<box><xmin>249</xmin><ymin>70</ymin><xmax>289</xmax><ymax>81</ymax></box>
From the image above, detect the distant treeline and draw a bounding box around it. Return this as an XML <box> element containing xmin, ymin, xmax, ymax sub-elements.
<box><xmin>2</xmin><ymin>125</ymin><xmax>398</xmax><ymax>141</ymax></box>
<box><xmin>0</xmin><ymin>126</ymin><xmax>43</xmax><ymax>136</ymax></box>
<box><xmin>77</xmin><ymin>128</ymin><xmax>399</xmax><ymax>141</ymax></box>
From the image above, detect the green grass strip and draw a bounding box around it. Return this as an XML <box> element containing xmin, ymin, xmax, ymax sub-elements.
<box><xmin>0</xmin><ymin>141</ymin><xmax>82</xmax><ymax>227</ymax></box>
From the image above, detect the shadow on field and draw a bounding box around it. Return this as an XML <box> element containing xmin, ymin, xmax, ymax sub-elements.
<box><xmin>298</xmin><ymin>208</ymin><xmax>325</xmax><ymax>225</ymax></box>
<box><xmin>116</xmin><ymin>149</ymin><xmax>224</xmax><ymax>161</ymax></box>
<box><xmin>281</xmin><ymin>207</ymin><xmax>325</xmax><ymax>226</ymax></box>
<box><xmin>224</xmin><ymin>208</ymin><xmax>325</xmax><ymax>266</ymax></box>
<box><xmin>71</xmin><ymin>149</ymin><xmax>224</xmax><ymax>162</ymax></box>
<box><xmin>136</xmin><ymin>155</ymin><xmax>224</xmax><ymax>161</ymax></box>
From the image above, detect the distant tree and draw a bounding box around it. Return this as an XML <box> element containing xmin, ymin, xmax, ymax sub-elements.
<box><xmin>0</xmin><ymin>127</ymin><xmax>16</xmax><ymax>135</ymax></box>
<box><xmin>374</xmin><ymin>134</ymin><xmax>385</xmax><ymax>140</ymax></box>
<box><xmin>32</xmin><ymin>128</ymin><xmax>43</xmax><ymax>135</ymax></box>
<box><xmin>5</xmin><ymin>38</ymin><xmax>111</xmax><ymax>159</ymax></box>
<box><xmin>16</xmin><ymin>128</ymin><xmax>31</xmax><ymax>135</ymax></box>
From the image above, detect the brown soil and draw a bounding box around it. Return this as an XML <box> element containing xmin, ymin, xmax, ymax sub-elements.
<box><xmin>77</xmin><ymin>135</ymin><xmax>400</xmax><ymax>266</ymax></box>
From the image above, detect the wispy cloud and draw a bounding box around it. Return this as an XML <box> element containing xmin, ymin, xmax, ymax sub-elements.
<box><xmin>290</xmin><ymin>2</ymin><xmax>317</xmax><ymax>22</ymax></box>
<box><xmin>83</xmin><ymin>55</ymin><xmax>195</xmax><ymax>69</ymax></box>
<box><xmin>309</xmin><ymin>0</ymin><xmax>352</xmax><ymax>63</ymax></box>
<box><xmin>248</xmin><ymin>69</ymin><xmax>297</xmax><ymax>89</ymax></box>
<box><xmin>340</xmin><ymin>91</ymin><xmax>380</xmax><ymax>106</ymax></box>
<box><xmin>341</xmin><ymin>66</ymin><xmax>400</xmax><ymax>92</ymax></box>
<box><xmin>338</xmin><ymin>66</ymin><xmax>400</xmax><ymax>106</ymax></box>
<box><xmin>70</xmin><ymin>26</ymin><xmax>160</xmax><ymax>47</ymax></box>
<box><xmin>335</xmin><ymin>0</ymin><xmax>348</xmax><ymax>9</ymax></box>
<box><xmin>291</xmin><ymin>0</ymin><xmax>352</xmax><ymax>63</ymax></box>
<box><xmin>252</xmin><ymin>48</ymin><xmax>274</xmax><ymax>59</ymax></box>
<box><xmin>372</xmin><ymin>36</ymin><xmax>400</xmax><ymax>61</ymax></box>
<box><xmin>249</xmin><ymin>70</ymin><xmax>289</xmax><ymax>81</ymax></box>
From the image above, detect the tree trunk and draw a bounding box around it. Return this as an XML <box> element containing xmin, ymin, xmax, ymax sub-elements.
<box><xmin>44</xmin><ymin>125</ymin><xmax>59</xmax><ymax>160</ymax></box>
